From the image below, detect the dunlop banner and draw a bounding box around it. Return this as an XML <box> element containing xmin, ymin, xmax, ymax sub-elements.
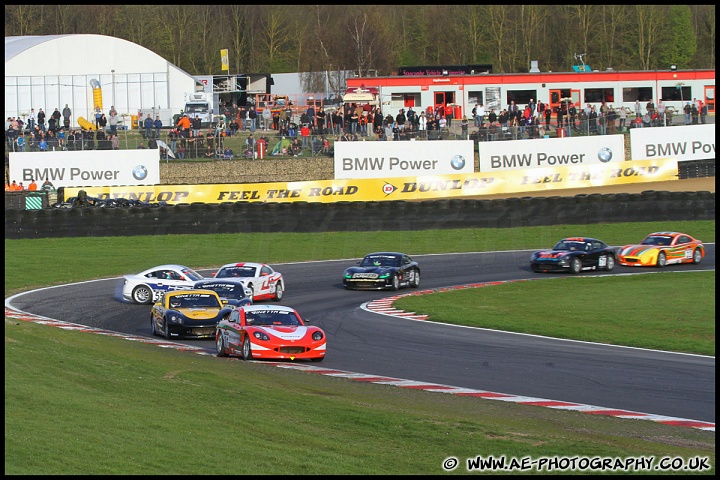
<box><xmin>62</xmin><ymin>158</ymin><xmax>678</xmax><ymax>204</ymax></box>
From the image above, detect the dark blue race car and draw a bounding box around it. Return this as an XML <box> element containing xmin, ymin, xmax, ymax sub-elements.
<box><xmin>343</xmin><ymin>252</ymin><xmax>421</xmax><ymax>290</ymax></box>
<box><xmin>193</xmin><ymin>279</ymin><xmax>253</xmax><ymax>308</ymax></box>
<box><xmin>530</xmin><ymin>237</ymin><xmax>616</xmax><ymax>274</ymax></box>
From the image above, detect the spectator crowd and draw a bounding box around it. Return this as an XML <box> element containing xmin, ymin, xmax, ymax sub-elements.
<box><xmin>6</xmin><ymin>97</ymin><xmax>711</xmax><ymax>160</ymax></box>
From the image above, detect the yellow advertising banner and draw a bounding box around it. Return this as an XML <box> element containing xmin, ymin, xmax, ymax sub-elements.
<box><xmin>63</xmin><ymin>158</ymin><xmax>678</xmax><ymax>205</ymax></box>
<box><xmin>220</xmin><ymin>49</ymin><xmax>229</xmax><ymax>71</ymax></box>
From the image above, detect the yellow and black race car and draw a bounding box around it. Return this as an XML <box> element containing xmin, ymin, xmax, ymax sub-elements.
<box><xmin>150</xmin><ymin>289</ymin><xmax>233</xmax><ymax>339</ymax></box>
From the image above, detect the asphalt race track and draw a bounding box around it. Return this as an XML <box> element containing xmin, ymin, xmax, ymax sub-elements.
<box><xmin>8</xmin><ymin>247</ymin><xmax>715</xmax><ymax>424</ymax></box>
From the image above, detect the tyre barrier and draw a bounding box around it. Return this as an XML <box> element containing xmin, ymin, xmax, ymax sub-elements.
<box><xmin>4</xmin><ymin>190</ymin><xmax>715</xmax><ymax>239</ymax></box>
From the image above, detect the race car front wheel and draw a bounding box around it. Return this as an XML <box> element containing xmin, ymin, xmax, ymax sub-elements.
<box><xmin>242</xmin><ymin>336</ymin><xmax>254</xmax><ymax>360</ymax></box>
<box><xmin>216</xmin><ymin>333</ymin><xmax>227</xmax><ymax>357</ymax></box>
<box><xmin>390</xmin><ymin>274</ymin><xmax>400</xmax><ymax>291</ymax></box>
<box><xmin>656</xmin><ymin>252</ymin><xmax>667</xmax><ymax>268</ymax></box>
<box><xmin>692</xmin><ymin>249</ymin><xmax>703</xmax><ymax>264</ymax></box>
<box><xmin>132</xmin><ymin>285</ymin><xmax>153</xmax><ymax>304</ymax></box>
<box><xmin>570</xmin><ymin>258</ymin><xmax>582</xmax><ymax>274</ymax></box>
<box><xmin>410</xmin><ymin>269</ymin><xmax>420</xmax><ymax>288</ymax></box>
<box><xmin>150</xmin><ymin>316</ymin><xmax>159</xmax><ymax>336</ymax></box>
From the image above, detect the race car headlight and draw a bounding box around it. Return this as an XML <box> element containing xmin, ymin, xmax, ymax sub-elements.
<box><xmin>168</xmin><ymin>314</ymin><xmax>183</xmax><ymax>324</ymax></box>
<box><xmin>253</xmin><ymin>331</ymin><xmax>270</xmax><ymax>341</ymax></box>
<box><xmin>312</xmin><ymin>331</ymin><xmax>324</xmax><ymax>341</ymax></box>
<box><xmin>344</xmin><ymin>272</ymin><xmax>352</xmax><ymax>279</ymax></box>
<box><xmin>558</xmin><ymin>257</ymin><xmax>570</xmax><ymax>265</ymax></box>
<box><xmin>378</xmin><ymin>272</ymin><xmax>390</xmax><ymax>279</ymax></box>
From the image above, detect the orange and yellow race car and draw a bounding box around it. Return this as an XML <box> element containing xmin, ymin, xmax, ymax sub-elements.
<box><xmin>616</xmin><ymin>231</ymin><xmax>704</xmax><ymax>268</ymax></box>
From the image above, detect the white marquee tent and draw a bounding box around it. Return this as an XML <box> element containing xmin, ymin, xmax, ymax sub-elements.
<box><xmin>5</xmin><ymin>34</ymin><xmax>200</xmax><ymax>129</ymax></box>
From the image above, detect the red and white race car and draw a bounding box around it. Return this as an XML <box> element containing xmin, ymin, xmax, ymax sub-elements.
<box><xmin>212</xmin><ymin>262</ymin><xmax>284</xmax><ymax>301</ymax></box>
<box><xmin>215</xmin><ymin>305</ymin><xmax>326</xmax><ymax>362</ymax></box>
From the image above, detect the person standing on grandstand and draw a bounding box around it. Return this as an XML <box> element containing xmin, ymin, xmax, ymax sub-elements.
<box><xmin>153</xmin><ymin>115</ymin><xmax>163</xmax><ymax>139</ymax></box>
<box><xmin>177</xmin><ymin>114</ymin><xmax>191</xmax><ymax>138</ymax></box>
<box><xmin>143</xmin><ymin>114</ymin><xmax>153</xmax><ymax>139</ymax></box>
<box><xmin>62</xmin><ymin>104</ymin><xmax>72</xmax><ymax>129</ymax></box>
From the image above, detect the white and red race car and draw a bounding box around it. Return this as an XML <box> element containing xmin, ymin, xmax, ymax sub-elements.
<box><xmin>212</xmin><ymin>262</ymin><xmax>284</xmax><ymax>301</ymax></box>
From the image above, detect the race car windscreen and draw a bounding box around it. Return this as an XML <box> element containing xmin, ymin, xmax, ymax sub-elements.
<box><xmin>197</xmin><ymin>283</ymin><xmax>245</xmax><ymax>299</ymax></box>
<box><xmin>216</xmin><ymin>266</ymin><xmax>257</xmax><ymax>278</ymax></box>
<box><xmin>170</xmin><ymin>293</ymin><xmax>221</xmax><ymax>309</ymax></box>
<box><xmin>553</xmin><ymin>241</ymin><xmax>587</xmax><ymax>251</ymax></box>
<box><xmin>246</xmin><ymin>310</ymin><xmax>301</xmax><ymax>326</ymax></box>
<box><xmin>641</xmin><ymin>236</ymin><xmax>672</xmax><ymax>246</ymax></box>
<box><xmin>360</xmin><ymin>255</ymin><xmax>400</xmax><ymax>267</ymax></box>
<box><xmin>181</xmin><ymin>269</ymin><xmax>205</xmax><ymax>281</ymax></box>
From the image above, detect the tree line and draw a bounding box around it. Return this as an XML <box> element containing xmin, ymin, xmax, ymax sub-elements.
<box><xmin>5</xmin><ymin>5</ymin><xmax>715</xmax><ymax>79</ymax></box>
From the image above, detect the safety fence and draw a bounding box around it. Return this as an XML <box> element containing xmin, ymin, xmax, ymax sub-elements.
<box><xmin>6</xmin><ymin>111</ymin><xmax>714</xmax><ymax>160</ymax></box>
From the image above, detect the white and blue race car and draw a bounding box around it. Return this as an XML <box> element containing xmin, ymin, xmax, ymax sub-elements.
<box><xmin>122</xmin><ymin>264</ymin><xmax>205</xmax><ymax>304</ymax></box>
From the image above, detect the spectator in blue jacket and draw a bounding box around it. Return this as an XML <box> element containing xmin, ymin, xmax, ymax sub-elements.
<box><xmin>143</xmin><ymin>114</ymin><xmax>153</xmax><ymax>139</ymax></box>
<box><xmin>153</xmin><ymin>115</ymin><xmax>163</xmax><ymax>139</ymax></box>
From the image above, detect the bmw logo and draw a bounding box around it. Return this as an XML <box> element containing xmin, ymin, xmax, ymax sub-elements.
<box><xmin>450</xmin><ymin>155</ymin><xmax>466</xmax><ymax>170</ymax></box>
<box><xmin>597</xmin><ymin>147</ymin><xmax>613</xmax><ymax>163</ymax></box>
<box><xmin>132</xmin><ymin>165</ymin><xmax>148</xmax><ymax>180</ymax></box>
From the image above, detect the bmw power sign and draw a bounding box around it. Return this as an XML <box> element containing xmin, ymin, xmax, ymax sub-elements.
<box><xmin>334</xmin><ymin>140</ymin><xmax>475</xmax><ymax>179</ymax></box>
<box><xmin>478</xmin><ymin>135</ymin><xmax>626</xmax><ymax>172</ymax></box>
<box><xmin>8</xmin><ymin>149</ymin><xmax>160</xmax><ymax>188</ymax></box>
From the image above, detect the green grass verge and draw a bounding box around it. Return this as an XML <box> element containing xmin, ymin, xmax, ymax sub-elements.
<box><xmin>394</xmin><ymin>272</ymin><xmax>715</xmax><ymax>355</ymax></box>
<box><xmin>4</xmin><ymin>220</ymin><xmax>715</xmax><ymax>474</ymax></box>
<box><xmin>5</xmin><ymin>320</ymin><xmax>715</xmax><ymax>475</ymax></box>
<box><xmin>4</xmin><ymin>220</ymin><xmax>714</xmax><ymax>296</ymax></box>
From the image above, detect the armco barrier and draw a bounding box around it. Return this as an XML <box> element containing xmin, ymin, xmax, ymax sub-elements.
<box><xmin>4</xmin><ymin>190</ymin><xmax>715</xmax><ymax>239</ymax></box>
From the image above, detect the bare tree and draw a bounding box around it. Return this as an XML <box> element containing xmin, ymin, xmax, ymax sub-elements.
<box><xmin>560</xmin><ymin>5</ymin><xmax>599</xmax><ymax>70</ymax></box>
<box><xmin>53</xmin><ymin>5</ymin><xmax>79</xmax><ymax>35</ymax></box>
<box><xmin>5</xmin><ymin>6</ymin><xmax>45</xmax><ymax>35</ymax></box>
<box><xmin>691</xmin><ymin>5</ymin><xmax>715</xmax><ymax>68</ymax></box>
<box><xmin>155</xmin><ymin>6</ymin><xmax>193</xmax><ymax>69</ymax></box>
<box><xmin>598</xmin><ymin>5</ymin><xmax>630</xmax><ymax>70</ymax></box>
<box><xmin>452</xmin><ymin>5</ymin><xmax>488</xmax><ymax>64</ymax></box>
<box><xmin>257</xmin><ymin>5</ymin><xmax>294</xmax><ymax>72</ymax></box>
<box><xmin>634</xmin><ymin>5</ymin><xmax>665</xmax><ymax>70</ymax></box>
<box><xmin>123</xmin><ymin>6</ymin><xmax>158</xmax><ymax>47</ymax></box>
<box><xmin>344</xmin><ymin>6</ymin><xmax>396</xmax><ymax>76</ymax></box>
<box><xmin>3</xmin><ymin>5</ymin><xmax>715</xmax><ymax>75</ymax></box>
<box><xmin>228</xmin><ymin>5</ymin><xmax>250</xmax><ymax>73</ymax></box>
<box><xmin>519</xmin><ymin>5</ymin><xmax>547</xmax><ymax>71</ymax></box>
<box><xmin>486</xmin><ymin>5</ymin><xmax>511</xmax><ymax>72</ymax></box>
